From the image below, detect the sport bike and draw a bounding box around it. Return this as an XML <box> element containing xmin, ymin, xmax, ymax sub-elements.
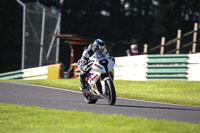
<box><xmin>78</xmin><ymin>50</ymin><xmax>116</xmax><ymax>105</ymax></box>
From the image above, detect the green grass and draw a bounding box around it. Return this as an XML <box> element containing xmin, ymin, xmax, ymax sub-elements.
<box><xmin>0</xmin><ymin>103</ymin><xmax>200</xmax><ymax>133</ymax></box>
<box><xmin>1</xmin><ymin>80</ymin><xmax>200</xmax><ymax>132</ymax></box>
<box><xmin>115</xmin><ymin>80</ymin><xmax>200</xmax><ymax>106</ymax></box>
<box><xmin>11</xmin><ymin>79</ymin><xmax>200</xmax><ymax>106</ymax></box>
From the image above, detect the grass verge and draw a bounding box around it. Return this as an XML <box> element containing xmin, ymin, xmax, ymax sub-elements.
<box><xmin>115</xmin><ymin>80</ymin><xmax>200</xmax><ymax>106</ymax></box>
<box><xmin>0</xmin><ymin>103</ymin><xmax>200</xmax><ymax>133</ymax></box>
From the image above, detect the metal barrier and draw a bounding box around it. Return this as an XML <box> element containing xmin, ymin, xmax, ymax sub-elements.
<box><xmin>0</xmin><ymin>64</ymin><xmax>61</xmax><ymax>80</ymax></box>
<box><xmin>146</xmin><ymin>54</ymin><xmax>189</xmax><ymax>80</ymax></box>
<box><xmin>0</xmin><ymin>70</ymin><xmax>23</xmax><ymax>80</ymax></box>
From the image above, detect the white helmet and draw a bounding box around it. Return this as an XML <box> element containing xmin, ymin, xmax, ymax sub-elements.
<box><xmin>92</xmin><ymin>39</ymin><xmax>105</xmax><ymax>52</ymax></box>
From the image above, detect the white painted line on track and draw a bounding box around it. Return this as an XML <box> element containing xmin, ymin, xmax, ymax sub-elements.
<box><xmin>4</xmin><ymin>82</ymin><xmax>200</xmax><ymax>108</ymax></box>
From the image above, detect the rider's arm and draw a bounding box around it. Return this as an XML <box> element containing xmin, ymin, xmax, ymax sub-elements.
<box><xmin>102</xmin><ymin>48</ymin><xmax>110</xmax><ymax>58</ymax></box>
<box><xmin>102</xmin><ymin>48</ymin><xmax>115</xmax><ymax>62</ymax></box>
<box><xmin>80</xmin><ymin>49</ymin><xmax>93</xmax><ymax>72</ymax></box>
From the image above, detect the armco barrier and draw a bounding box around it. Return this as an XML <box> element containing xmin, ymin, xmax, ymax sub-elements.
<box><xmin>3</xmin><ymin>55</ymin><xmax>198</xmax><ymax>81</ymax></box>
<box><xmin>114</xmin><ymin>53</ymin><xmax>200</xmax><ymax>81</ymax></box>
<box><xmin>114</xmin><ymin>55</ymin><xmax>148</xmax><ymax>80</ymax></box>
<box><xmin>0</xmin><ymin>70</ymin><xmax>23</xmax><ymax>80</ymax></box>
<box><xmin>146</xmin><ymin>54</ymin><xmax>189</xmax><ymax>80</ymax></box>
<box><xmin>0</xmin><ymin>64</ymin><xmax>61</xmax><ymax>80</ymax></box>
<box><xmin>47</xmin><ymin>64</ymin><xmax>61</xmax><ymax>80</ymax></box>
<box><xmin>187</xmin><ymin>54</ymin><xmax>200</xmax><ymax>81</ymax></box>
<box><xmin>22</xmin><ymin>66</ymin><xmax>48</xmax><ymax>80</ymax></box>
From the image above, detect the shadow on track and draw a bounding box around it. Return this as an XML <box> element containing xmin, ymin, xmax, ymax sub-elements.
<box><xmin>113</xmin><ymin>104</ymin><xmax>200</xmax><ymax>112</ymax></box>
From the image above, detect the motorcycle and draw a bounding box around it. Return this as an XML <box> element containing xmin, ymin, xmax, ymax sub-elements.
<box><xmin>78</xmin><ymin>50</ymin><xmax>116</xmax><ymax>105</ymax></box>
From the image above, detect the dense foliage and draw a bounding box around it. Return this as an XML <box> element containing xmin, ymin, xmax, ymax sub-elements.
<box><xmin>0</xmin><ymin>0</ymin><xmax>200</xmax><ymax>72</ymax></box>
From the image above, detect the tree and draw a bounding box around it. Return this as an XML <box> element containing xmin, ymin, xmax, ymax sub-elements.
<box><xmin>1</xmin><ymin>0</ymin><xmax>200</xmax><ymax>72</ymax></box>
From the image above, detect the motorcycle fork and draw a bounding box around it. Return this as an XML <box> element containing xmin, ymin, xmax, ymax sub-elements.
<box><xmin>100</xmin><ymin>79</ymin><xmax>106</xmax><ymax>94</ymax></box>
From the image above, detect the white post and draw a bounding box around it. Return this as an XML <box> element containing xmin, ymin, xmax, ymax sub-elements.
<box><xmin>16</xmin><ymin>0</ymin><xmax>26</xmax><ymax>69</ymax></box>
<box><xmin>46</xmin><ymin>16</ymin><xmax>61</xmax><ymax>61</ymax></box>
<box><xmin>176</xmin><ymin>29</ymin><xmax>181</xmax><ymax>54</ymax></box>
<box><xmin>39</xmin><ymin>8</ymin><xmax>46</xmax><ymax>66</ymax></box>
<box><xmin>68</xmin><ymin>43</ymin><xmax>74</xmax><ymax>64</ymax></box>
<box><xmin>143</xmin><ymin>44</ymin><xmax>148</xmax><ymax>54</ymax></box>
<box><xmin>160</xmin><ymin>37</ymin><xmax>165</xmax><ymax>55</ymax></box>
<box><xmin>192</xmin><ymin>23</ymin><xmax>198</xmax><ymax>54</ymax></box>
<box><xmin>56</xmin><ymin>13</ymin><xmax>61</xmax><ymax>64</ymax></box>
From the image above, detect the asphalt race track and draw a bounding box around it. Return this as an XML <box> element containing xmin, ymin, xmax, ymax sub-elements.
<box><xmin>0</xmin><ymin>82</ymin><xmax>200</xmax><ymax>123</ymax></box>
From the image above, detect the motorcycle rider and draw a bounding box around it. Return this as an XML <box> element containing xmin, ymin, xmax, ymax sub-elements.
<box><xmin>79</xmin><ymin>39</ymin><xmax>108</xmax><ymax>91</ymax></box>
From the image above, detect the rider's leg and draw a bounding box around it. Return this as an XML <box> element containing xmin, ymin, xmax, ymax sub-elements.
<box><xmin>80</xmin><ymin>72</ymin><xmax>87</xmax><ymax>91</ymax></box>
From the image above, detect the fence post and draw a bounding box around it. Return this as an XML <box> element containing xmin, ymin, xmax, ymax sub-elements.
<box><xmin>192</xmin><ymin>23</ymin><xmax>198</xmax><ymax>54</ymax></box>
<box><xmin>176</xmin><ymin>29</ymin><xmax>181</xmax><ymax>54</ymax></box>
<box><xmin>39</xmin><ymin>8</ymin><xmax>46</xmax><ymax>67</ymax></box>
<box><xmin>143</xmin><ymin>44</ymin><xmax>148</xmax><ymax>54</ymax></box>
<box><xmin>16</xmin><ymin>0</ymin><xmax>26</xmax><ymax>69</ymax></box>
<box><xmin>56</xmin><ymin>13</ymin><xmax>61</xmax><ymax>64</ymax></box>
<box><xmin>46</xmin><ymin>16</ymin><xmax>61</xmax><ymax>61</ymax></box>
<box><xmin>160</xmin><ymin>37</ymin><xmax>165</xmax><ymax>54</ymax></box>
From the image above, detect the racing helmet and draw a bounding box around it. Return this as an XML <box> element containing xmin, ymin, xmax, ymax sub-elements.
<box><xmin>92</xmin><ymin>39</ymin><xmax>105</xmax><ymax>52</ymax></box>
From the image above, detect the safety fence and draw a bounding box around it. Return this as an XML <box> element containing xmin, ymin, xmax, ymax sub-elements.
<box><xmin>3</xmin><ymin>55</ymin><xmax>199</xmax><ymax>81</ymax></box>
<box><xmin>146</xmin><ymin>54</ymin><xmax>188</xmax><ymax>80</ymax></box>
<box><xmin>16</xmin><ymin>1</ymin><xmax>61</xmax><ymax>69</ymax></box>
<box><xmin>114</xmin><ymin>54</ymin><xmax>200</xmax><ymax>81</ymax></box>
<box><xmin>0</xmin><ymin>64</ymin><xmax>61</xmax><ymax>80</ymax></box>
<box><xmin>144</xmin><ymin>23</ymin><xmax>200</xmax><ymax>55</ymax></box>
<box><xmin>114</xmin><ymin>55</ymin><xmax>147</xmax><ymax>80</ymax></box>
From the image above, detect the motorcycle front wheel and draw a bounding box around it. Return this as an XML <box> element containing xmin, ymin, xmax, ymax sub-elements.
<box><xmin>105</xmin><ymin>79</ymin><xmax>116</xmax><ymax>105</ymax></box>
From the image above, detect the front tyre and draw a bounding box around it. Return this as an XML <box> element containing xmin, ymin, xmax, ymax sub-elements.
<box><xmin>105</xmin><ymin>79</ymin><xmax>116</xmax><ymax>105</ymax></box>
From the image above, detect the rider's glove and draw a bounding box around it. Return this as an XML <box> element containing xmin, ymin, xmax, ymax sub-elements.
<box><xmin>109</xmin><ymin>56</ymin><xmax>115</xmax><ymax>63</ymax></box>
<box><xmin>83</xmin><ymin>62</ymin><xmax>93</xmax><ymax>72</ymax></box>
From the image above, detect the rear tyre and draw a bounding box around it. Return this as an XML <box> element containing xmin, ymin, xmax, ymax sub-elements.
<box><xmin>83</xmin><ymin>92</ymin><xmax>97</xmax><ymax>104</ymax></box>
<box><xmin>105</xmin><ymin>79</ymin><xmax>116</xmax><ymax>105</ymax></box>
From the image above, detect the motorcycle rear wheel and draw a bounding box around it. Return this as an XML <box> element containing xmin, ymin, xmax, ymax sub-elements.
<box><xmin>105</xmin><ymin>79</ymin><xmax>116</xmax><ymax>105</ymax></box>
<box><xmin>83</xmin><ymin>92</ymin><xmax>97</xmax><ymax>104</ymax></box>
